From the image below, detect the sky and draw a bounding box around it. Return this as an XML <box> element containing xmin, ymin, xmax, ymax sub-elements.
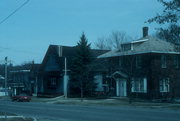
<box><xmin>0</xmin><ymin>0</ymin><xmax>164</xmax><ymax>65</ymax></box>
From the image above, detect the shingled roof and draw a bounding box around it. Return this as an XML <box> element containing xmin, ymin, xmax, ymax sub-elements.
<box><xmin>98</xmin><ymin>36</ymin><xmax>179</xmax><ymax>58</ymax></box>
<box><xmin>40</xmin><ymin>45</ymin><xmax>109</xmax><ymax>71</ymax></box>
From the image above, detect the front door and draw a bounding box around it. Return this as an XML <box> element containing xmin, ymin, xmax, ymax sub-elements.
<box><xmin>116</xmin><ymin>79</ymin><xmax>127</xmax><ymax>97</ymax></box>
<box><xmin>119</xmin><ymin>79</ymin><xmax>127</xmax><ymax>96</ymax></box>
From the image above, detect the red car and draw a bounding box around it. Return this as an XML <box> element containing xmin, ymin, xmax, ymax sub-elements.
<box><xmin>11</xmin><ymin>93</ymin><xmax>31</xmax><ymax>102</ymax></box>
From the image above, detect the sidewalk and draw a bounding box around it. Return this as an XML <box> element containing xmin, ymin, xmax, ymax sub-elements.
<box><xmin>2</xmin><ymin>95</ymin><xmax>180</xmax><ymax>110</ymax></box>
<box><xmin>31</xmin><ymin>96</ymin><xmax>180</xmax><ymax>110</ymax></box>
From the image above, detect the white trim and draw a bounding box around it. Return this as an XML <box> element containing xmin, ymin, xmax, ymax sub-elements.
<box><xmin>143</xmin><ymin>78</ymin><xmax>147</xmax><ymax>93</ymax></box>
<box><xmin>58</xmin><ymin>46</ymin><xmax>63</xmax><ymax>57</ymax></box>
<box><xmin>131</xmin><ymin>39</ymin><xmax>148</xmax><ymax>44</ymax></box>
<box><xmin>98</xmin><ymin>51</ymin><xmax>180</xmax><ymax>58</ymax></box>
<box><xmin>122</xmin><ymin>39</ymin><xmax>148</xmax><ymax>44</ymax></box>
<box><xmin>160</xmin><ymin>78</ymin><xmax>169</xmax><ymax>92</ymax></box>
<box><xmin>131</xmin><ymin>77</ymin><xmax>147</xmax><ymax>93</ymax></box>
<box><xmin>116</xmin><ymin>79</ymin><xmax>120</xmax><ymax>96</ymax></box>
<box><xmin>131</xmin><ymin>43</ymin><xmax>133</xmax><ymax>50</ymax></box>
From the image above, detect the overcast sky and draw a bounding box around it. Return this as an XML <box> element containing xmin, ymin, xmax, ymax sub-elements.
<box><xmin>0</xmin><ymin>0</ymin><xmax>164</xmax><ymax>65</ymax></box>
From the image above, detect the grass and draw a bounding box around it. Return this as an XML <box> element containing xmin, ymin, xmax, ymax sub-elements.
<box><xmin>0</xmin><ymin>112</ymin><xmax>34</xmax><ymax>121</ymax></box>
<box><xmin>54</xmin><ymin>98</ymin><xmax>180</xmax><ymax>110</ymax></box>
<box><xmin>54</xmin><ymin>99</ymin><xmax>130</xmax><ymax>106</ymax></box>
<box><xmin>163</xmin><ymin>105</ymin><xmax>180</xmax><ymax>110</ymax></box>
<box><xmin>0</xmin><ymin>118</ymin><xmax>34</xmax><ymax>121</ymax></box>
<box><xmin>33</xmin><ymin>96</ymin><xmax>180</xmax><ymax>110</ymax></box>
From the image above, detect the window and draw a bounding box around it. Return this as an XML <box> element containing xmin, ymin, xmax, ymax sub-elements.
<box><xmin>161</xmin><ymin>55</ymin><xmax>167</xmax><ymax>68</ymax></box>
<box><xmin>160</xmin><ymin>78</ymin><xmax>169</xmax><ymax>92</ymax></box>
<box><xmin>135</xmin><ymin>56</ymin><xmax>142</xmax><ymax>68</ymax></box>
<box><xmin>173</xmin><ymin>55</ymin><xmax>179</xmax><ymax>68</ymax></box>
<box><xmin>50</xmin><ymin>78</ymin><xmax>57</xmax><ymax>86</ymax></box>
<box><xmin>48</xmin><ymin>77</ymin><xmax>57</xmax><ymax>89</ymax></box>
<box><xmin>131</xmin><ymin>78</ymin><xmax>147</xmax><ymax>93</ymax></box>
<box><xmin>119</xmin><ymin>57</ymin><xmax>123</xmax><ymax>67</ymax></box>
<box><xmin>121</xmin><ymin>44</ymin><xmax>131</xmax><ymax>51</ymax></box>
<box><xmin>94</xmin><ymin>75</ymin><xmax>103</xmax><ymax>92</ymax></box>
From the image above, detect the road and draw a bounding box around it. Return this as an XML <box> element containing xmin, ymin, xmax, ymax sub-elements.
<box><xmin>0</xmin><ymin>100</ymin><xmax>180</xmax><ymax>121</ymax></box>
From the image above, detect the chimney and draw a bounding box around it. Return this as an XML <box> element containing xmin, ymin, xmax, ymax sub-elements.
<box><xmin>143</xmin><ymin>27</ymin><xmax>148</xmax><ymax>37</ymax></box>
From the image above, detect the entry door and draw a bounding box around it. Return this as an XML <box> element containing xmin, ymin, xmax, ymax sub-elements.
<box><xmin>119</xmin><ymin>79</ymin><xmax>127</xmax><ymax>96</ymax></box>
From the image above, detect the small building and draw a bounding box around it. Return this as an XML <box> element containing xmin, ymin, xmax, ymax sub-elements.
<box><xmin>38</xmin><ymin>45</ymin><xmax>108</xmax><ymax>97</ymax></box>
<box><xmin>0</xmin><ymin>75</ymin><xmax>5</xmax><ymax>88</ymax></box>
<box><xmin>9</xmin><ymin>63</ymin><xmax>40</xmax><ymax>96</ymax></box>
<box><xmin>98</xmin><ymin>27</ymin><xmax>180</xmax><ymax>100</ymax></box>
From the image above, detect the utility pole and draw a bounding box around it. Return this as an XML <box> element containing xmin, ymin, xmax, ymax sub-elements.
<box><xmin>35</xmin><ymin>76</ymin><xmax>38</xmax><ymax>96</ymax></box>
<box><xmin>63</xmin><ymin>57</ymin><xmax>68</xmax><ymax>98</ymax></box>
<box><xmin>4</xmin><ymin>57</ymin><xmax>8</xmax><ymax>96</ymax></box>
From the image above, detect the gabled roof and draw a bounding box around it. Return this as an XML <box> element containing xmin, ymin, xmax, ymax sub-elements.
<box><xmin>40</xmin><ymin>45</ymin><xmax>109</xmax><ymax>71</ymax></box>
<box><xmin>40</xmin><ymin>45</ymin><xmax>74</xmax><ymax>71</ymax></box>
<box><xmin>98</xmin><ymin>36</ymin><xmax>179</xmax><ymax>58</ymax></box>
<box><xmin>112</xmin><ymin>71</ymin><xmax>128</xmax><ymax>79</ymax></box>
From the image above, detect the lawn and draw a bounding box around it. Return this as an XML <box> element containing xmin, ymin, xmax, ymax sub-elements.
<box><xmin>0</xmin><ymin>117</ymin><xmax>34</xmax><ymax>121</ymax></box>
<box><xmin>0</xmin><ymin>112</ymin><xmax>34</xmax><ymax>121</ymax></box>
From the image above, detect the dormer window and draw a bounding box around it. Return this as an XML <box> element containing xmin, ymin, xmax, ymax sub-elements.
<box><xmin>121</xmin><ymin>44</ymin><xmax>131</xmax><ymax>51</ymax></box>
<box><xmin>131</xmin><ymin>43</ymin><xmax>133</xmax><ymax>50</ymax></box>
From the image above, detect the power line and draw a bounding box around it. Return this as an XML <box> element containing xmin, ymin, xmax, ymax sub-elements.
<box><xmin>0</xmin><ymin>0</ymin><xmax>30</xmax><ymax>25</ymax></box>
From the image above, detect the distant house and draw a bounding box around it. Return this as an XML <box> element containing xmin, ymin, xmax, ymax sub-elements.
<box><xmin>98</xmin><ymin>27</ymin><xmax>180</xmax><ymax>99</ymax></box>
<box><xmin>0</xmin><ymin>75</ymin><xmax>5</xmax><ymax>96</ymax></box>
<box><xmin>9</xmin><ymin>62</ymin><xmax>40</xmax><ymax>96</ymax></box>
<box><xmin>38</xmin><ymin>45</ymin><xmax>108</xmax><ymax>97</ymax></box>
<box><xmin>0</xmin><ymin>75</ymin><xmax>5</xmax><ymax>88</ymax></box>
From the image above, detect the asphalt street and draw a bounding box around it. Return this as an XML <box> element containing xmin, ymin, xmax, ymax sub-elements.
<box><xmin>0</xmin><ymin>100</ymin><xmax>180</xmax><ymax>121</ymax></box>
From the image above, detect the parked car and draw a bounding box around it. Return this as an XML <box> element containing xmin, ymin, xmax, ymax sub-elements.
<box><xmin>11</xmin><ymin>93</ymin><xmax>31</xmax><ymax>102</ymax></box>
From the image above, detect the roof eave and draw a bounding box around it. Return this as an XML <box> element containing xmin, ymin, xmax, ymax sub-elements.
<box><xmin>98</xmin><ymin>51</ymin><xmax>180</xmax><ymax>58</ymax></box>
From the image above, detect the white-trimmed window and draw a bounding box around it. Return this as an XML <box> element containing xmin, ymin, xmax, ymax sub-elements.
<box><xmin>160</xmin><ymin>78</ymin><xmax>169</xmax><ymax>92</ymax></box>
<box><xmin>94</xmin><ymin>75</ymin><xmax>103</xmax><ymax>92</ymax></box>
<box><xmin>135</xmin><ymin>56</ymin><xmax>142</xmax><ymax>68</ymax></box>
<box><xmin>173</xmin><ymin>55</ymin><xmax>179</xmax><ymax>68</ymax></box>
<box><xmin>161</xmin><ymin>55</ymin><xmax>167</xmax><ymax>68</ymax></box>
<box><xmin>131</xmin><ymin>78</ymin><xmax>147</xmax><ymax>93</ymax></box>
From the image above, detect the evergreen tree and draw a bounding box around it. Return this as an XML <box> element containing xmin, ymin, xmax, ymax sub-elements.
<box><xmin>70</xmin><ymin>33</ymin><xmax>96</xmax><ymax>98</ymax></box>
<box><xmin>147</xmin><ymin>0</ymin><xmax>180</xmax><ymax>44</ymax></box>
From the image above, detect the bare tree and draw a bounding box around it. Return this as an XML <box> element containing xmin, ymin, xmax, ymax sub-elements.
<box><xmin>110</xmin><ymin>31</ymin><xmax>129</xmax><ymax>50</ymax></box>
<box><xmin>95</xmin><ymin>31</ymin><xmax>131</xmax><ymax>50</ymax></box>
<box><xmin>95</xmin><ymin>36</ymin><xmax>111</xmax><ymax>50</ymax></box>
